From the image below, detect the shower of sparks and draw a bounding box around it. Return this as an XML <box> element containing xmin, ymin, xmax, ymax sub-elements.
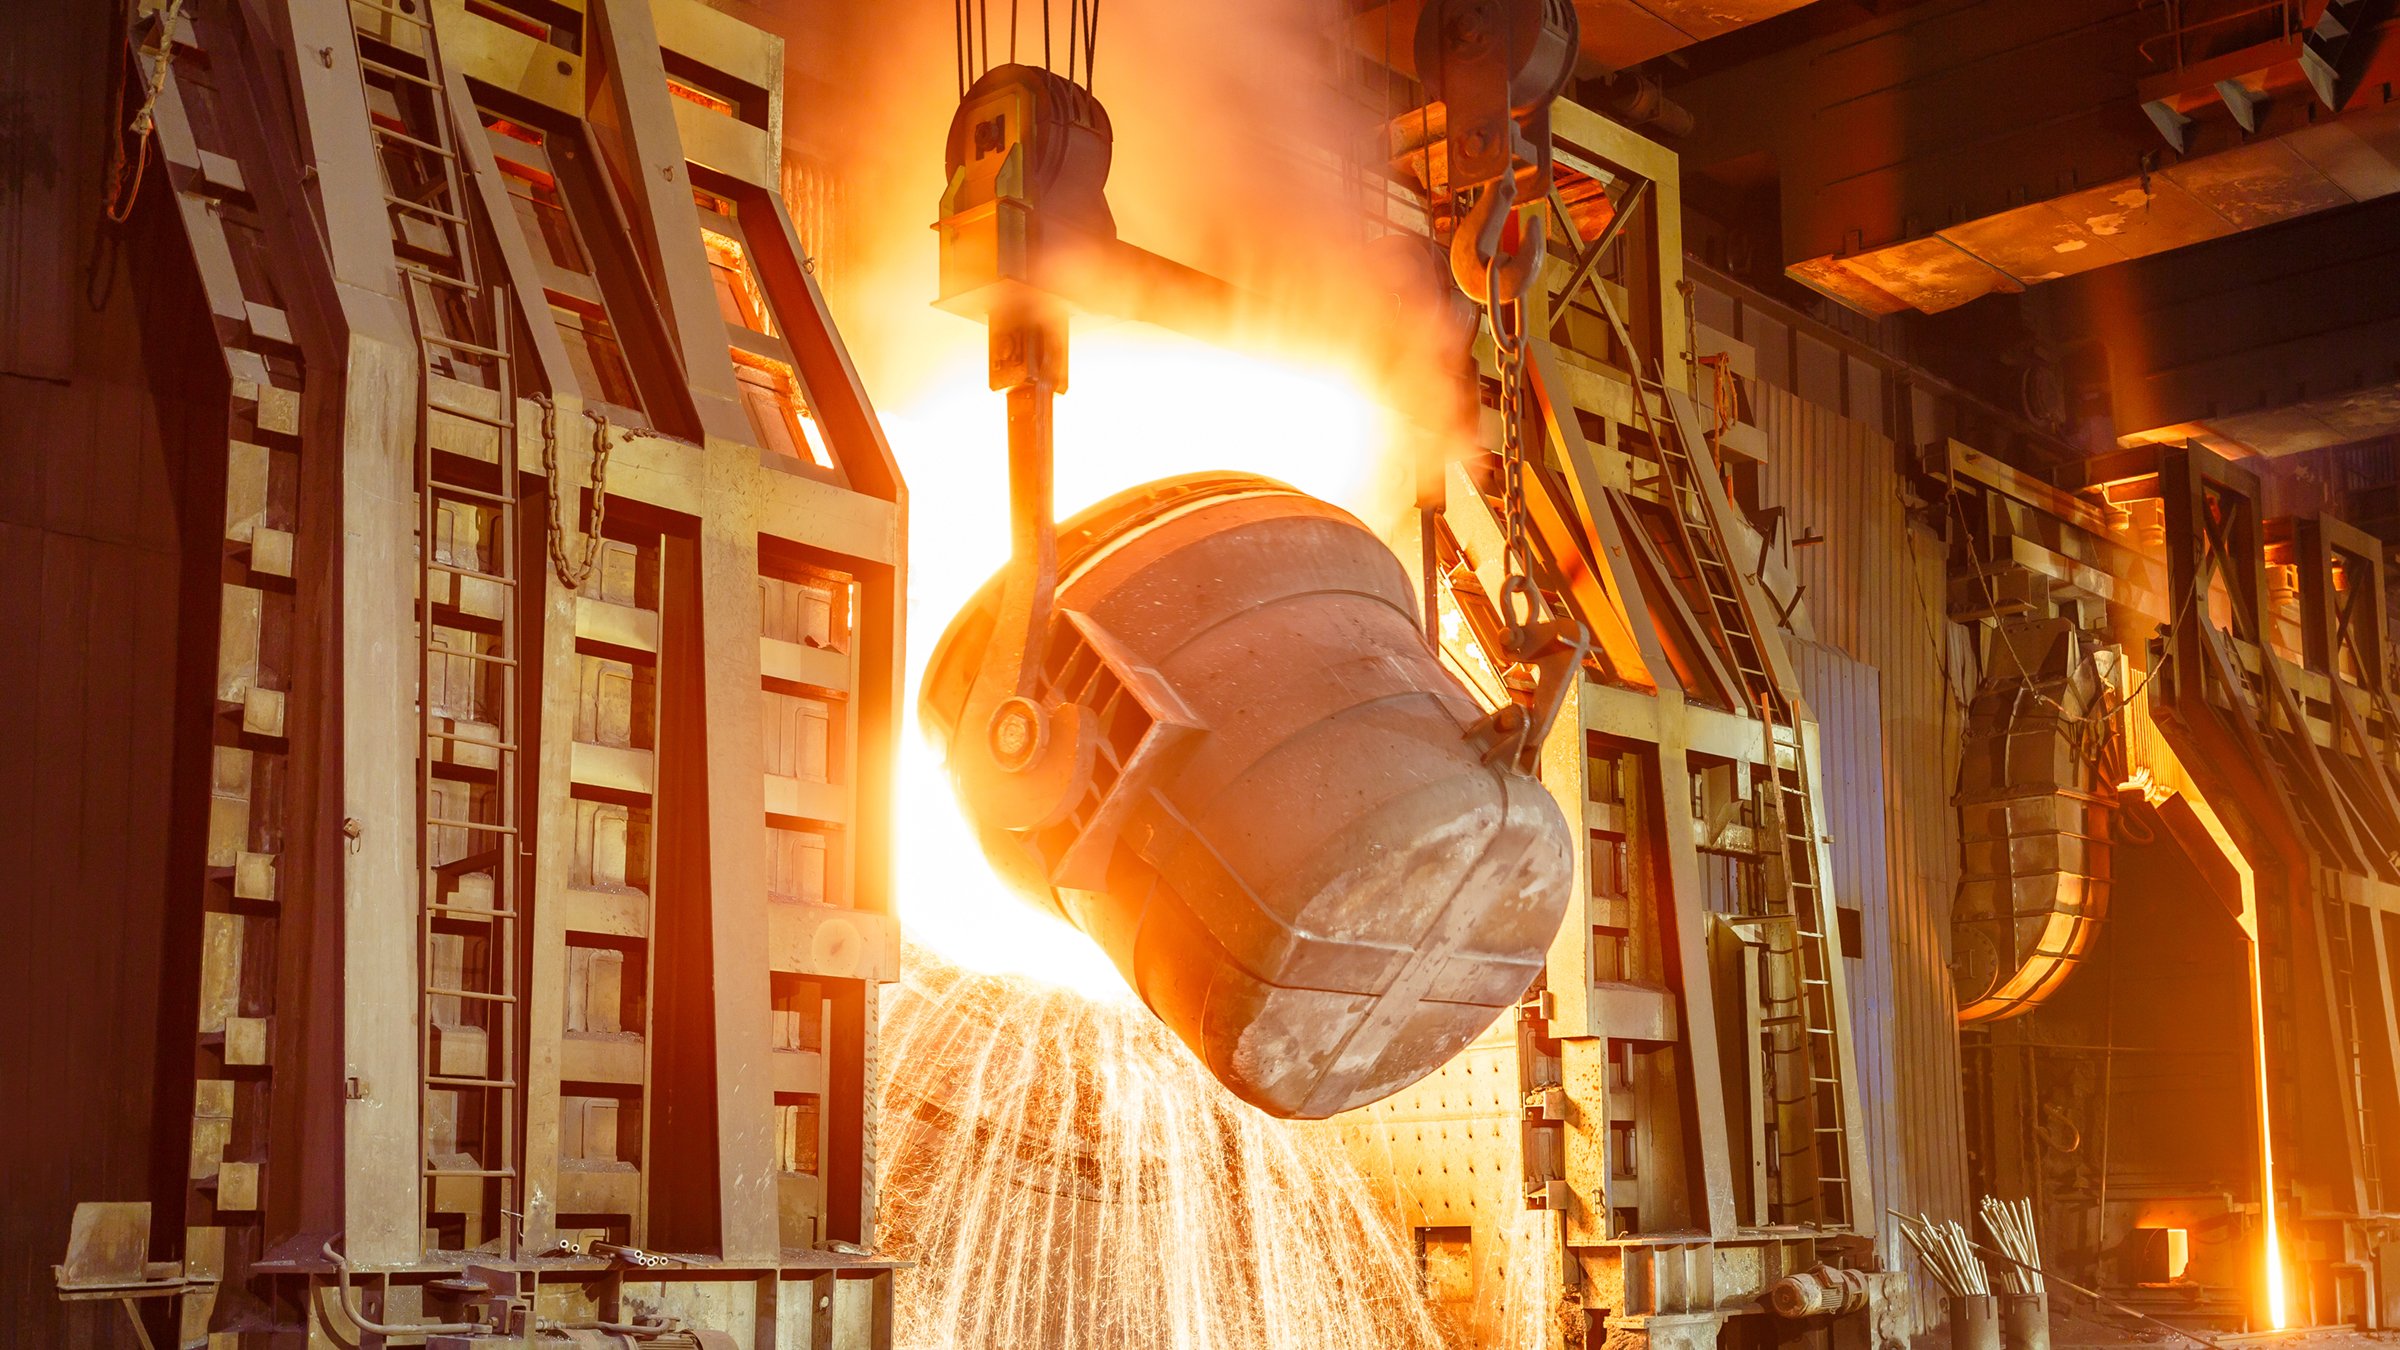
<box><xmin>878</xmin><ymin>948</ymin><xmax>1448</xmax><ymax>1350</ymax></box>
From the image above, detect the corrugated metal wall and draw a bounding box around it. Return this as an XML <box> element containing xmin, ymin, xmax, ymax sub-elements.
<box><xmin>1785</xmin><ymin>642</ymin><xmax>1892</xmax><ymax>1224</ymax></box>
<box><xmin>1754</xmin><ymin>383</ymin><xmax>1976</xmax><ymax>1326</ymax></box>
<box><xmin>1791</xmin><ymin>636</ymin><xmax>1959</xmax><ymax>1325</ymax></box>
<box><xmin>0</xmin><ymin>2</ymin><xmax>185</xmax><ymax>1345</ymax></box>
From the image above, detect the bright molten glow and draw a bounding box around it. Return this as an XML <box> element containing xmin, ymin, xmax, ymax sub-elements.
<box><xmin>2215</xmin><ymin>809</ymin><xmax>2289</xmax><ymax>1330</ymax></box>
<box><xmin>883</xmin><ymin>324</ymin><xmax>1397</xmax><ymax>996</ymax></box>
<box><xmin>828</xmin><ymin>4</ymin><xmax>1462</xmax><ymax>1343</ymax></box>
<box><xmin>878</xmin><ymin>949</ymin><xmax>1447</xmax><ymax>1350</ymax></box>
<box><xmin>2249</xmin><ymin>928</ymin><xmax>2290</xmax><ymax>1329</ymax></box>
<box><xmin>2123</xmin><ymin>700</ymin><xmax>2286</xmax><ymax>1326</ymax></box>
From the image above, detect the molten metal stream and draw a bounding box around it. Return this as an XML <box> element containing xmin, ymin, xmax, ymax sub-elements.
<box><xmin>2248</xmin><ymin>933</ymin><xmax>2289</xmax><ymax>1329</ymax></box>
<box><xmin>877</xmin><ymin>948</ymin><xmax>1445</xmax><ymax>1350</ymax></box>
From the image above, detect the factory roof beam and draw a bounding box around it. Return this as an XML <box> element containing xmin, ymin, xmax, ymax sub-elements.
<box><xmin>1663</xmin><ymin>0</ymin><xmax>2400</xmax><ymax>332</ymax></box>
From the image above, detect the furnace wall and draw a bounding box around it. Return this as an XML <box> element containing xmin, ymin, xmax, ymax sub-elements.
<box><xmin>0</xmin><ymin>4</ymin><xmax>195</xmax><ymax>1346</ymax></box>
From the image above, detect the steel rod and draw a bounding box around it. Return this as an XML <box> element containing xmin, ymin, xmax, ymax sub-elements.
<box><xmin>1887</xmin><ymin>1209</ymin><xmax>2235</xmax><ymax>1350</ymax></box>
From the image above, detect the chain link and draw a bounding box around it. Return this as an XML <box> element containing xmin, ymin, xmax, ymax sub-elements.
<box><xmin>1485</xmin><ymin>225</ymin><xmax>1538</xmax><ymax>653</ymax></box>
<box><xmin>537</xmin><ymin>395</ymin><xmax>612</xmax><ymax>590</ymax></box>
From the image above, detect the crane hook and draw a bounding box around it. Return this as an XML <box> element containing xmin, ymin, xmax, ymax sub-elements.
<box><xmin>1450</xmin><ymin>174</ymin><xmax>1546</xmax><ymax>309</ymax></box>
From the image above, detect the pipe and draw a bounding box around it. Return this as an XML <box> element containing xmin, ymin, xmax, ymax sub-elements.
<box><xmin>1951</xmin><ymin>616</ymin><xmax>2117</xmax><ymax>1023</ymax></box>
<box><xmin>320</xmin><ymin>1241</ymin><xmax>485</xmax><ymax>1337</ymax></box>
<box><xmin>543</xmin><ymin>1318</ymin><xmax>694</xmax><ymax>1341</ymax></box>
<box><xmin>1768</xmin><ymin>1263</ymin><xmax>1872</xmax><ymax>1318</ymax></box>
<box><xmin>1611</xmin><ymin>72</ymin><xmax>1694</xmax><ymax>137</ymax></box>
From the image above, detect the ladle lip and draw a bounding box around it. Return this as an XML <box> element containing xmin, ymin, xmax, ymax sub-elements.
<box><xmin>1046</xmin><ymin>470</ymin><xmax>1307</xmax><ymax>577</ymax></box>
<box><xmin>918</xmin><ymin>471</ymin><xmax>1318</xmax><ymax>744</ymax></box>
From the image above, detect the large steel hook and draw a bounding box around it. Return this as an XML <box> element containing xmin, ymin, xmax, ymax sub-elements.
<box><xmin>1450</xmin><ymin>174</ymin><xmax>1546</xmax><ymax>309</ymax></box>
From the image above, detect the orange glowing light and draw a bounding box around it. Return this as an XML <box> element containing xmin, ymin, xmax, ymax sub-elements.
<box><xmin>2131</xmin><ymin>730</ymin><xmax>2286</xmax><ymax>1329</ymax></box>
<box><xmin>2118</xmin><ymin>765</ymin><xmax>2172</xmax><ymax>806</ymax></box>
<box><xmin>881</xmin><ymin>323</ymin><xmax>1404</xmax><ymax>999</ymax></box>
<box><xmin>2250</xmin><ymin>926</ymin><xmax>2289</xmax><ymax>1329</ymax></box>
<box><xmin>666</xmin><ymin>77</ymin><xmax>737</xmax><ymax>117</ymax></box>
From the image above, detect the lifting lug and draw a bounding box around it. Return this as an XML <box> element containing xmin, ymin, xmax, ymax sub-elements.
<box><xmin>1469</xmin><ymin>613</ymin><xmax>1588</xmax><ymax>775</ymax></box>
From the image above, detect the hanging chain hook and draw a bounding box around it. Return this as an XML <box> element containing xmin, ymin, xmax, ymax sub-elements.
<box><xmin>1450</xmin><ymin>173</ymin><xmax>1547</xmax><ymax>310</ymax></box>
<box><xmin>1465</xmin><ymin>179</ymin><xmax>1547</xmax><ymax>658</ymax></box>
<box><xmin>537</xmin><ymin>395</ymin><xmax>612</xmax><ymax>590</ymax></box>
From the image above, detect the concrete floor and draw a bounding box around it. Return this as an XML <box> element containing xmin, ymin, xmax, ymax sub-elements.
<box><xmin>1914</xmin><ymin>1299</ymin><xmax>2398</xmax><ymax>1350</ymax></box>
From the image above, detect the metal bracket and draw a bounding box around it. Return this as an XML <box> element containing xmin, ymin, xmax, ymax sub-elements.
<box><xmin>1468</xmin><ymin>614</ymin><xmax>1589</xmax><ymax>775</ymax></box>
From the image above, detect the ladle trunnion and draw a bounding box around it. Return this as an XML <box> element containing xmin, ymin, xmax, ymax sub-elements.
<box><xmin>922</xmin><ymin>473</ymin><xmax>1575</xmax><ymax>1119</ymax></box>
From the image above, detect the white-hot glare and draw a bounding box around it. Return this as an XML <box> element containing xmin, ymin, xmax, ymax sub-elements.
<box><xmin>881</xmin><ymin>323</ymin><xmax>1402</xmax><ymax>996</ymax></box>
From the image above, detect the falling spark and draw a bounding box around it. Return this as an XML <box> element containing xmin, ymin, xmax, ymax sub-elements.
<box><xmin>878</xmin><ymin>948</ymin><xmax>1448</xmax><ymax>1350</ymax></box>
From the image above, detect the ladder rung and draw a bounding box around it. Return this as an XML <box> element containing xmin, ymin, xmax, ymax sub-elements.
<box><xmin>428</xmin><ymin>559</ymin><xmax>520</xmax><ymax>588</ymax></box>
<box><xmin>425</xmin><ymin>330</ymin><xmax>507</xmax><ymax>359</ymax></box>
<box><xmin>386</xmin><ymin>193</ymin><xmax>466</xmax><ymax>225</ymax></box>
<box><xmin>427</xmin><ymin>1075</ymin><xmax>520</xmax><ymax>1089</ymax></box>
<box><xmin>426</xmin><ymin>817</ymin><xmax>519</xmax><ymax>835</ymax></box>
<box><xmin>400</xmin><ymin>262</ymin><xmax>478</xmax><ymax>292</ymax></box>
<box><xmin>424</xmin><ymin>985</ymin><xmax>518</xmax><ymax>1003</ymax></box>
<box><xmin>358</xmin><ymin>55</ymin><xmax>441</xmax><ymax>89</ymax></box>
<box><xmin>427</xmin><ymin>477</ymin><xmax>517</xmax><ymax>504</ymax></box>
<box><xmin>371</xmin><ymin>123</ymin><xmax>457</xmax><ymax>159</ymax></box>
<box><xmin>424</xmin><ymin>1166</ymin><xmax>519</xmax><ymax>1178</ymax></box>
<box><xmin>429</xmin><ymin>903</ymin><xmax>521</xmax><ymax>919</ymax></box>
<box><xmin>425</xmin><ymin>646</ymin><xmax>520</xmax><ymax>669</ymax></box>
<box><xmin>425</xmin><ymin>728</ymin><xmax>517</xmax><ymax>750</ymax></box>
<box><xmin>428</xmin><ymin>401</ymin><xmax>516</xmax><ymax>431</ymax></box>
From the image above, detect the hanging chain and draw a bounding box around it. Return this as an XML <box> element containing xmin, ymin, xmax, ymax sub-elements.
<box><xmin>537</xmin><ymin>395</ymin><xmax>612</xmax><ymax>590</ymax></box>
<box><xmin>1485</xmin><ymin>219</ymin><xmax>1539</xmax><ymax>656</ymax></box>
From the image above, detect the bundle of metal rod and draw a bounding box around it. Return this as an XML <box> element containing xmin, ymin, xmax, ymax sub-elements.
<box><xmin>1979</xmin><ymin>1197</ymin><xmax>2044</xmax><ymax>1294</ymax></box>
<box><xmin>1897</xmin><ymin>1213</ymin><xmax>1989</xmax><ymax>1296</ymax></box>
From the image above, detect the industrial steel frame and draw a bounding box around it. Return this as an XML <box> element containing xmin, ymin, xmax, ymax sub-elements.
<box><xmin>59</xmin><ymin>0</ymin><xmax>906</xmax><ymax>1344</ymax></box>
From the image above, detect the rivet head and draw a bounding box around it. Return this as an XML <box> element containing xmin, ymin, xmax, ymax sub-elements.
<box><xmin>988</xmin><ymin>697</ymin><xmax>1047</xmax><ymax>772</ymax></box>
